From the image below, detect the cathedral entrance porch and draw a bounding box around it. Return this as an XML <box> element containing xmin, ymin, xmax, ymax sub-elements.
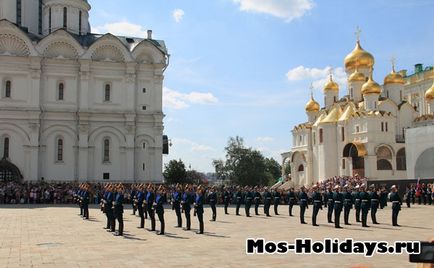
<box><xmin>343</xmin><ymin>142</ymin><xmax>367</xmax><ymax>178</ymax></box>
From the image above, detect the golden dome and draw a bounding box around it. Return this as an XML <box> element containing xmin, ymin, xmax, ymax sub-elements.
<box><xmin>361</xmin><ymin>72</ymin><xmax>382</xmax><ymax>95</ymax></box>
<box><xmin>348</xmin><ymin>68</ymin><xmax>366</xmax><ymax>83</ymax></box>
<box><xmin>324</xmin><ymin>75</ymin><xmax>339</xmax><ymax>92</ymax></box>
<box><xmin>384</xmin><ymin>68</ymin><xmax>405</xmax><ymax>85</ymax></box>
<box><xmin>425</xmin><ymin>83</ymin><xmax>434</xmax><ymax>100</ymax></box>
<box><xmin>344</xmin><ymin>41</ymin><xmax>375</xmax><ymax>71</ymax></box>
<box><xmin>305</xmin><ymin>96</ymin><xmax>320</xmax><ymax>112</ymax></box>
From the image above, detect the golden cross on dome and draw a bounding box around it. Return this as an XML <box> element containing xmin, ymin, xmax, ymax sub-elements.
<box><xmin>355</xmin><ymin>26</ymin><xmax>362</xmax><ymax>42</ymax></box>
<box><xmin>328</xmin><ymin>67</ymin><xmax>334</xmax><ymax>80</ymax></box>
<box><xmin>310</xmin><ymin>83</ymin><xmax>314</xmax><ymax>98</ymax></box>
<box><xmin>391</xmin><ymin>56</ymin><xmax>396</xmax><ymax>72</ymax></box>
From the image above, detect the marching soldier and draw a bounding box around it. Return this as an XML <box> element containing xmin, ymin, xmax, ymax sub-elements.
<box><xmin>311</xmin><ymin>185</ymin><xmax>322</xmax><ymax>226</ymax></box>
<box><xmin>104</xmin><ymin>184</ymin><xmax>115</xmax><ymax>232</ymax></box>
<box><xmin>411</xmin><ymin>185</ymin><xmax>416</xmax><ymax>205</ymax></box>
<box><xmin>207</xmin><ymin>186</ymin><xmax>217</xmax><ymax>221</ymax></box>
<box><xmin>326</xmin><ymin>186</ymin><xmax>334</xmax><ymax>223</ymax></box>
<box><xmin>154</xmin><ymin>185</ymin><xmax>166</xmax><ymax>235</ymax></box>
<box><xmin>273</xmin><ymin>189</ymin><xmax>281</xmax><ymax>215</ymax></box>
<box><xmin>343</xmin><ymin>184</ymin><xmax>352</xmax><ymax>225</ymax></box>
<box><xmin>172</xmin><ymin>184</ymin><xmax>182</xmax><ymax>227</ymax></box>
<box><xmin>194</xmin><ymin>185</ymin><xmax>205</xmax><ymax>234</ymax></box>
<box><xmin>223</xmin><ymin>187</ymin><xmax>231</xmax><ymax>215</ymax></box>
<box><xmin>359</xmin><ymin>184</ymin><xmax>370</xmax><ymax>227</ymax></box>
<box><xmin>82</xmin><ymin>184</ymin><xmax>90</xmax><ymax>220</ymax></box>
<box><xmin>299</xmin><ymin>186</ymin><xmax>308</xmax><ymax>224</ymax></box>
<box><xmin>182</xmin><ymin>185</ymin><xmax>193</xmax><ymax>230</ymax></box>
<box><xmin>263</xmin><ymin>187</ymin><xmax>272</xmax><ymax>217</ymax></box>
<box><xmin>380</xmin><ymin>186</ymin><xmax>388</xmax><ymax>209</ymax></box>
<box><xmin>244</xmin><ymin>187</ymin><xmax>253</xmax><ymax>217</ymax></box>
<box><xmin>369</xmin><ymin>184</ymin><xmax>380</xmax><ymax>224</ymax></box>
<box><xmin>333</xmin><ymin>185</ymin><xmax>343</xmax><ymax>228</ymax></box>
<box><xmin>130</xmin><ymin>184</ymin><xmax>137</xmax><ymax>215</ymax></box>
<box><xmin>136</xmin><ymin>184</ymin><xmax>145</xmax><ymax>228</ymax></box>
<box><xmin>235</xmin><ymin>186</ymin><xmax>242</xmax><ymax>216</ymax></box>
<box><xmin>146</xmin><ymin>184</ymin><xmax>156</xmax><ymax>231</ymax></box>
<box><xmin>253</xmin><ymin>187</ymin><xmax>261</xmax><ymax>216</ymax></box>
<box><xmin>113</xmin><ymin>184</ymin><xmax>124</xmax><ymax>236</ymax></box>
<box><xmin>352</xmin><ymin>185</ymin><xmax>361</xmax><ymax>222</ymax></box>
<box><xmin>390</xmin><ymin>185</ymin><xmax>402</xmax><ymax>226</ymax></box>
<box><xmin>287</xmin><ymin>188</ymin><xmax>296</xmax><ymax>217</ymax></box>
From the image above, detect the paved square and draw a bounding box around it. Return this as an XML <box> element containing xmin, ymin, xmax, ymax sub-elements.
<box><xmin>0</xmin><ymin>204</ymin><xmax>432</xmax><ymax>268</ymax></box>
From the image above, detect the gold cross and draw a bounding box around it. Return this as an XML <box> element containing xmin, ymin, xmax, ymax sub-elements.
<box><xmin>310</xmin><ymin>83</ymin><xmax>314</xmax><ymax>98</ymax></box>
<box><xmin>391</xmin><ymin>56</ymin><xmax>396</xmax><ymax>72</ymax></box>
<box><xmin>355</xmin><ymin>26</ymin><xmax>362</xmax><ymax>42</ymax></box>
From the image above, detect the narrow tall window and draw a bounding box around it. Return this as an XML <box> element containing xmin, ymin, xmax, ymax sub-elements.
<box><xmin>5</xmin><ymin>80</ymin><xmax>11</xmax><ymax>98</ymax></box>
<box><xmin>58</xmin><ymin>83</ymin><xmax>64</xmax><ymax>100</ymax></box>
<box><xmin>385</xmin><ymin>122</ymin><xmax>388</xmax><ymax>132</ymax></box>
<box><xmin>381</xmin><ymin>122</ymin><xmax>384</xmax><ymax>132</ymax></box>
<box><xmin>57</xmin><ymin>139</ymin><xmax>63</xmax><ymax>161</ymax></box>
<box><xmin>16</xmin><ymin>0</ymin><xmax>22</xmax><ymax>26</ymax></box>
<box><xmin>3</xmin><ymin>137</ymin><xmax>9</xmax><ymax>158</ymax></box>
<box><xmin>38</xmin><ymin>0</ymin><xmax>43</xmax><ymax>34</ymax></box>
<box><xmin>63</xmin><ymin>7</ymin><xmax>67</xmax><ymax>28</ymax></box>
<box><xmin>341</xmin><ymin>127</ymin><xmax>345</xmax><ymax>141</ymax></box>
<box><xmin>79</xmin><ymin>11</ymin><xmax>82</xmax><ymax>35</ymax></box>
<box><xmin>49</xmin><ymin>8</ymin><xmax>52</xmax><ymax>33</ymax></box>
<box><xmin>103</xmin><ymin>139</ymin><xmax>110</xmax><ymax>162</ymax></box>
<box><xmin>342</xmin><ymin>159</ymin><xmax>345</xmax><ymax>169</ymax></box>
<box><xmin>319</xmin><ymin>128</ymin><xmax>323</xmax><ymax>143</ymax></box>
<box><xmin>104</xmin><ymin>84</ymin><xmax>111</xmax><ymax>102</ymax></box>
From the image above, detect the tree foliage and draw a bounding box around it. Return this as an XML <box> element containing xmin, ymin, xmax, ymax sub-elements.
<box><xmin>213</xmin><ymin>136</ymin><xmax>282</xmax><ymax>186</ymax></box>
<box><xmin>163</xmin><ymin>159</ymin><xmax>188</xmax><ymax>184</ymax></box>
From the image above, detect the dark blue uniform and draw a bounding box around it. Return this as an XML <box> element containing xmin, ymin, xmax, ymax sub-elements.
<box><xmin>235</xmin><ymin>191</ymin><xmax>242</xmax><ymax>215</ymax></box>
<box><xmin>263</xmin><ymin>191</ymin><xmax>272</xmax><ymax>217</ymax></box>
<box><xmin>390</xmin><ymin>191</ymin><xmax>402</xmax><ymax>226</ymax></box>
<box><xmin>326</xmin><ymin>190</ymin><xmax>334</xmax><ymax>223</ymax></box>
<box><xmin>114</xmin><ymin>192</ymin><xmax>124</xmax><ymax>235</ymax></box>
<box><xmin>254</xmin><ymin>191</ymin><xmax>261</xmax><ymax>215</ymax></box>
<box><xmin>333</xmin><ymin>190</ymin><xmax>343</xmax><ymax>228</ymax></box>
<box><xmin>299</xmin><ymin>191</ymin><xmax>308</xmax><ymax>224</ymax></box>
<box><xmin>182</xmin><ymin>192</ymin><xmax>192</xmax><ymax>230</ymax></box>
<box><xmin>207</xmin><ymin>191</ymin><xmax>217</xmax><ymax>221</ymax></box>
<box><xmin>369</xmin><ymin>190</ymin><xmax>379</xmax><ymax>224</ymax></box>
<box><xmin>223</xmin><ymin>190</ymin><xmax>231</xmax><ymax>214</ymax></box>
<box><xmin>352</xmin><ymin>190</ymin><xmax>361</xmax><ymax>222</ymax></box>
<box><xmin>286</xmin><ymin>190</ymin><xmax>296</xmax><ymax>216</ymax></box>
<box><xmin>105</xmin><ymin>191</ymin><xmax>115</xmax><ymax>231</ymax></box>
<box><xmin>155</xmin><ymin>193</ymin><xmax>165</xmax><ymax>234</ymax></box>
<box><xmin>130</xmin><ymin>189</ymin><xmax>137</xmax><ymax>215</ymax></box>
<box><xmin>137</xmin><ymin>190</ymin><xmax>145</xmax><ymax>228</ymax></box>
<box><xmin>146</xmin><ymin>191</ymin><xmax>156</xmax><ymax>231</ymax></box>
<box><xmin>311</xmin><ymin>191</ymin><xmax>322</xmax><ymax>226</ymax></box>
<box><xmin>273</xmin><ymin>191</ymin><xmax>281</xmax><ymax>215</ymax></box>
<box><xmin>343</xmin><ymin>190</ymin><xmax>352</xmax><ymax>225</ymax></box>
<box><xmin>172</xmin><ymin>191</ymin><xmax>182</xmax><ymax>227</ymax></box>
<box><xmin>244</xmin><ymin>191</ymin><xmax>253</xmax><ymax>217</ymax></box>
<box><xmin>360</xmin><ymin>190</ymin><xmax>370</xmax><ymax>227</ymax></box>
<box><xmin>195</xmin><ymin>194</ymin><xmax>204</xmax><ymax>234</ymax></box>
<box><xmin>82</xmin><ymin>190</ymin><xmax>90</xmax><ymax>220</ymax></box>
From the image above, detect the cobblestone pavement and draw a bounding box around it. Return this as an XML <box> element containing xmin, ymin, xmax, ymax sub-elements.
<box><xmin>0</xmin><ymin>204</ymin><xmax>433</xmax><ymax>268</ymax></box>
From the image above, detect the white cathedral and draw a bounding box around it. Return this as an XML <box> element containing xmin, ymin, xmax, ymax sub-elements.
<box><xmin>283</xmin><ymin>34</ymin><xmax>434</xmax><ymax>187</ymax></box>
<box><xmin>0</xmin><ymin>0</ymin><xmax>169</xmax><ymax>182</ymax></box>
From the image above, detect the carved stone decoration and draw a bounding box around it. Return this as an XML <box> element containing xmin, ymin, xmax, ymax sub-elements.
<box><xmin>91</xmin><ymin>45</ymin><xmax>124</xmax><ymax>62</ymax></box>
<box><xmin>0</xmin><ymin>34</ymin><xmax>30</xmax><ymax>56</ymax></box>
<box><xmin>44</xmin><ymin>42</ymin><xmax>79</xmax><ymax>59</ymax></box>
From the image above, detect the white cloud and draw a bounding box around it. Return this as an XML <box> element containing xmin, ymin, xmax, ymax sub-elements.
<box><xmin>256</xmin><ymin>136</ymin><xmax>274</xmax><ymax>142</ymax></box>
<box><xmin>172</xmin><ymin>9</ymin><xmax>185</xmax><ymax>23</ymax></box>
<box><xmin>232</xmin><ymin>0</ymin><xmax>314</xmax><ymax>22</ymax></box>
<box><xmin>93</xmin><ymin>21</ymin><xmax>147</xmax><ymax>38</ymax></box>
<box><xmin>172</xmin><ymin>138</ymin><xmax>215</xmax><ymax>153</ymax></box>
<box><xmin>286</xmin><ymin>65</ymin><xmax>347</xmax><ymax>91</ymax></box>
<box><xmin>163</xmin><ymin>87</ymin><xmax>218</xmax><ymax>110</ymax></box>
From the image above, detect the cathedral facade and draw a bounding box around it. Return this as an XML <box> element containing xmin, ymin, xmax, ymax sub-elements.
<box><xmin>283</xmin><ymin>36</ymin><xmax>434</xmax><ymax>187</ymax></box>
<box><xmin>0</xmin><ymin>0</ymin><xmax>169</xmax><ymax>182</ymax></box>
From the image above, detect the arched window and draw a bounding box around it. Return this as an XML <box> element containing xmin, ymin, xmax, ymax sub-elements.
<box><xmin>103</xmin><ymin>139</ymin><xmax>110</xmax><ymax>162</ymax></box>
<box><xmin>104</xmin><ymin>84</ymin><xmax>111</xmax><ymax>102</ymax></box>
<box><xmin>49</xmin><ymin>8</ymin><xmax>52</xmax><ymax>33</ymax></box>
<box><xmin>57</xmin><ymin>138</ymin><xmax>63</xmax><ymax>161</ymax></box>
<box><xmin>79</xmin><ymin>11</ymin><xmax>82</xmax><ymax>35</ymax></box>
<box><xmin>319</xmin><ymin>128</ymin><xmax>323</xmax><ymax>143</ymax></box>
<box><xmin>63</xmin><ymin>7</ymin><xmax>67</xmax><ymax>28</ymax></box>
<box><xmin>396</xmin><ymin>148</ymin><xmax>406</xmax><ymax>170</ymax></box>
<box><xmin>5</xmin><ymin>80</ymin><xmax>11</xmax><ymax>98</ymax></box>
<box><xmin>298</xmin><ymin>165</ymin><xmax>304</xmax><ymax>172</ymax></box>
<box><xmin>58</xmin><ymin>83</ymin><xmax>64</xmax><ymax>100</ymax></box>
<box><xmin>3</xmin><ymin>137</ymin><xmax>9</xmax><ymax>158</ymax></box>
<box><xmin>376</xmin><ymin>145</ymin><xmax>393</xmax><ymax>170</ymax></box>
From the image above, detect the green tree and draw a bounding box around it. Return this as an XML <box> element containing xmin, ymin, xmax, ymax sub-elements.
<box><xmin>264</xmin><ymin>157</ymin><xmax>282</xmax><ymax>185</ymax></box>
<box><xmin>214</xmin><ymin>136</ymin><xmax>279</xmax><ymax>186</ymax></box>
<box><xmin>163</xmin><ymin>159</ymin><xmax>188</xmax><ymax>184</ymax></box>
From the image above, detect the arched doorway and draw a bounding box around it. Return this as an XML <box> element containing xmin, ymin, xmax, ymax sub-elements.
<box><xmin>0</xmin><ymin>157</ymin><xmax>23</xmax><ymax>182</ymax></box>
<box><xmin>343</xmin><ymin>142</ymin><xmax>366</xmax><ymax>177</ymax></box>
<box><xmin>396</xmin><ymin>148</ymin><xmax>406</xmax><ymax>170</ymax></box>
<box><xmin>376</xmin><ymin>145</ymin><xmax>393</xmax><ymax>170</ymax></box>
<box><xmin>415</xmin><ymin>147</ymin><xmax>434</xmax><ymax>178</ymax></box>
<box><xmin>291</xmin><ymin>151</ymin><xmax>306</xmax><ymax>186</ymax></box>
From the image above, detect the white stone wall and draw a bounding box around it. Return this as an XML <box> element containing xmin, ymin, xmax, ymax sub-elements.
<box><xmin>406</xmin><ymin>124</ymin><xmax>434</xmax><ymax>179</ymax></box>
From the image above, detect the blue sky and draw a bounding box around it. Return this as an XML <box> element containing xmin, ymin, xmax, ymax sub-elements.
<box><xmin>89</xmin><ymin>0</ymin><xmax>434</xmax><ymax>172</ymax></box>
